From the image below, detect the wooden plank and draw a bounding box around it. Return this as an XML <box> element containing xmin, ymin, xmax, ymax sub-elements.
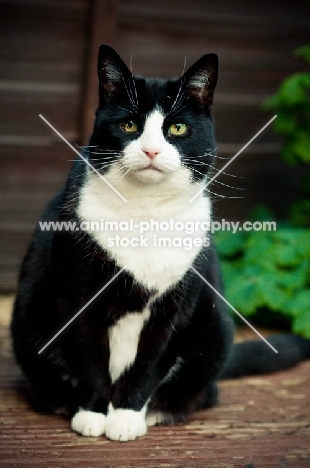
<box><xmin>0</xmin><ymin>321</ymin><xmax>310</xmax><ymax>467</ymax></box>
<box><xmin>81</xmin><ymin>0</ymin><xmax>118</xmax><ymax>145</ymax></box>
<box><xmin>0</xmin><ymin>0</ymin><xmax>88</xmax><ymax>144</ymax></box>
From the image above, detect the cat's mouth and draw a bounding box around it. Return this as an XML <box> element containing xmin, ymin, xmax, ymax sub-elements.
<box><xmin>137</xmin><ymin>164</ymin><xmax>162</xmax><ymax>172</ymax></box>
<box><xmin>129</xmin><ymin>162</ymin><xmax>169</xmax><ymax>184</ymax></box>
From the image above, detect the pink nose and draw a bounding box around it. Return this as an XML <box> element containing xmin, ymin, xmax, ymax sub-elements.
<box><xmin>143</xmin><ymin>149</ymin><xmax>160</xmax><ymax>160</ymax></box>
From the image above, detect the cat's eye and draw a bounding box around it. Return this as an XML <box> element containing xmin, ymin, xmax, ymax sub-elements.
<box><xmin>120</xmin><ymin>121</ymin><xmax>139</xmax><ymax>133</ymax></box>
<box><xmin>168</xmin><ymin>123</ymin><xmax>188</xmax><ymax>137</ymax></box>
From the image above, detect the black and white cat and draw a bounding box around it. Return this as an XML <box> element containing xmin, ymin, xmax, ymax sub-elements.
<box><xmin>11</xmin><ymin>45</ymin><xmax>310</xmax><ymax>442</ymax></box>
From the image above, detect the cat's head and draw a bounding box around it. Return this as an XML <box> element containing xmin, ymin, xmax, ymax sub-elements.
<box><xmin>87</xmin><ymin>45</ymin><xmax>218</xmax><ymax>187</ymax></box>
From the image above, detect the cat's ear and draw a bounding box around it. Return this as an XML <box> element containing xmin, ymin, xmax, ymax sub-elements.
<box><xmin>183</xmin><ymin>54</ymin><xmax>218</xmax><ymax>109</ymax></box>
<box><xmin>97</xmin><ymin>44</ymin><xmax>131</xmax><ymax>105</ymax></box>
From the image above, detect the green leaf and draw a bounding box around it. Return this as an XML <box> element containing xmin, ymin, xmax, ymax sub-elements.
<box><xmin>244</xmin><ymin>231</ymin><xmax>274</xmax><ymax>269</ymax></box>
<box><xmin>277</xmin><ymin>261</ymin><xmax>309</xmax><ymax>291</ymax></box>
<box><xmin>272</xmin><ymin>112</ymin><xmax>297</xmax><ymax>135</ymax></box>
<box><xmin>225</xmin><ymin>274</ymin><xmax>263</xmax><ymax>316</ymax></box>
<box><xmin>262</xmin><ymin>94</ymin><xmax>281</xmax><ymax>110</ymax></box>
<box><xmin>286</xmin><ymin>289</ymin><xmax>310</xmax><ymax>316</ymax></box>
<box><xmin>280</xmin><ymin>74</ymin><xmax>310</xmax><ymax>106</ymax></box>
<box><xmin>257</xmin><ymin>274</ymin><xmax>288</xmax><ymax>310</ymax></box>
<box><xmin>249</xmin><ymin>205</ymin><xmax>275</xmax><ymax>222</ymax></box>
<box><xmin>287</xmin><ymin>289</ymin><xmax>310</xmax><ymax>338</ymax></box>
<box><xmin>271</xmin><ymin>229</ymin><xmax>305</xmax><ymax>267</ymax></box>
<box><xmin>214</xmin><ymin>230</ymin><xmax>246</xmax><ymax>257</ymax></box>
<box><xmin>293</xmin><ymin>311</ymin><xmax>310</xmax><ymax>339</ymax></box>
<box><xmin>290</xmin><ymin>200</ymin><xmax>310</xmax><ymax>227</ymax></box>
<box><xmin>294</xmin><ymin>45</ymin><xmax>310</xmax><ymax>63</ymax></box>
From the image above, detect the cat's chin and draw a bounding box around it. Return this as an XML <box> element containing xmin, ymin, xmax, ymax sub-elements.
<box><xmin>130</xmin><ymin>167</ymin><xmax>169</xmax><ymax>184</ymax></box>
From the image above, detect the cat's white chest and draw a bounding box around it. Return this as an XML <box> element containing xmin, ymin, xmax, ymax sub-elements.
<box><xmin>77</xmin><ymin>170</ymin><xmax>211</xmax><ymax>294</ymax></box>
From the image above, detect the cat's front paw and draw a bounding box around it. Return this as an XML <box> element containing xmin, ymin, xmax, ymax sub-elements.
<box><xmin>105</xmin><ymin>407</ymin><xmax>147</xmax><ymax>441</ymax></box>
<box><xmin>71</xmin><ymin>409</ymin><xmax>106</xmax><ymax>437</ymax></box>
<box><xmin>146</xmin><ymin>411</ymin><xmax>166</xmax><ymax>426</ymax></box>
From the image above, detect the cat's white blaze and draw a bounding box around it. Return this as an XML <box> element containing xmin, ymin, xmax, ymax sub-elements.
<box><xmin>121</xmin><ymin>109</ymin><xmax>181</xmax><ymax>181</ymax></box>
<box><xmin>108</xmin><ymin>307</ymin><xmax>151</xmax><ymax>383</ymax></box>
<box><xmin>139</xmin><ymin>109</ymin><xmax>166</xmax><ymax>154</ymax></box>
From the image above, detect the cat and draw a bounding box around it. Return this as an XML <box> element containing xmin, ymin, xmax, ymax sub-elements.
<box><xmin>11</xmin><ymin>45</ymin><xmax>310</xmax><ymax>442</ymax></box>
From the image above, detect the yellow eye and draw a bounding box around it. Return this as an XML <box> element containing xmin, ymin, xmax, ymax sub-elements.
<box><xmin>168</xmin><ymin>123</ymin><xmax>188</xmax><ymax>136</ymax></box>
<box><xmin>120</xmin><ymin>121</ymin><xmax>138</xmax><ymax>133</ymax></box>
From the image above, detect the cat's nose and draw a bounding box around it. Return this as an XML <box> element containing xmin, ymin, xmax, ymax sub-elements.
<box><xmin>143</xmin><ymin>149</ymin><xmax>160</xmax><ymax>160</ymax></box>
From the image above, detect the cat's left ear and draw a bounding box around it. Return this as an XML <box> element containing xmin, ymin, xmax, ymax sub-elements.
<box><xmin>183</xmin><ymin>54</ymin><xmax>218</xmax><ymax>109</ymax></box>
<box><xmin>97</xmin><ymin>44</ymin><xmax>132</xmax><ymax>105</ymax></box>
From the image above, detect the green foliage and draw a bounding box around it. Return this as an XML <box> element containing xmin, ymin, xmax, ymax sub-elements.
<box><xmin>215</xmin><ymin>222</ymin><xmax>310</xmax><ymax>339</ymax></box>
<box><xmin>215</xmin><ymin>45</ymin><xmax>310</xmax><ymax>338</ymax></box>
<box><xmin>263</xmin><ymin>45</ymin><xmax>310</xmax><ymax>166</ymax></box>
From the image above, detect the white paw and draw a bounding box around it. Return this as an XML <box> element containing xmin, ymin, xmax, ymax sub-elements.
<box><xmin>105</xmin><ymin>406</ymin><xmax>147</xmax><ymax>441</ymax></box>
<box><xmin>146</xmin><ymin>411</ymin><xmax>166</xmax><ymax>426</ymax></box>
<box><xmin>71</xmin><ymin>409</ymin><xmax>106</xmax><ymax>437</ymax></box>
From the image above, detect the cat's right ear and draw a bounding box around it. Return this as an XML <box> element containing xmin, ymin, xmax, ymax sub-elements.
<box><xmin>183</xmin><ymin>53</ymin><xmax>218</xmax><ymax>109</ymax></box>
<box><xmin>97</xmin><ymin>45</ymin><xmax>131</xmax><ymax>105</ymax></box>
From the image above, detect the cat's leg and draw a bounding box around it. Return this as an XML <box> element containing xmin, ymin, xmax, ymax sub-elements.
<box><xmin>147</xmin><ymin>373</ymin><xmax>219</xmax><ymax>425</ymax></box>
<box><xmin>68</xmin><ymin>345</ymin><xmax>111</xmax><ymax>437</ymax></box>
<box><xmin>70</xmin><ymin>380</ymin><xmax>110</xmax><ymax>437</ymax></box>
<box><xmin>147</xmin><ymin>302</ymin><xmax>233</xmax><ymax>424</ymax></box>
<box><xmin>104</xmin><ymin>304</ymin><xmax>177</xmax><ymax>441</ymax></box>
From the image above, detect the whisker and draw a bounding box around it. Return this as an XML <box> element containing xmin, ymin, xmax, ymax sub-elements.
<box><xmin>121</xmin><ymin>73</ymin><xmax>138</xmax><ymax>112</ymax></box>
<box><xmin>207</xmin><ymin>178</ymin><xmax>245</xmax><ymax>190</ymax></box>
<box><xmin>168</xmin><ymin>84</ymin><xmax>190</xmax><ymax>117</ymax></box>
<box><xmin>206</xmin><ymin>188</ymin><xmax>244</xmax><ymax>199</ymax></box>
<box><xmin>116</xmin><ymin>104</ymin><xmax>135</xmax><ymax>115</ymax></box>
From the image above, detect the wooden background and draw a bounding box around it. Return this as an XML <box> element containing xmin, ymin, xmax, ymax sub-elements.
<box><xmin>0</xmin><ymin>0</ymin><xmax>310</xmax><ymax>291</ymax></box>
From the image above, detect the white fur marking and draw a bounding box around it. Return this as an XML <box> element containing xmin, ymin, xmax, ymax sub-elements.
<box><xmin>77</xmin><ymin>171</ymin><xmax>210</xmax><ymax>293</ymax></box>
<box><xmin>77</xmin><ymin>106</ymin><xmax>211</xmax><ymax>293</ymax></box>
<box><xmin>109</xmin><ymin>307</ymin><xmax>151</xmax><ymax>383</ymax></box>
<box><xmin>121</xmin><ymin>109</ymin><xmax>181</xmax><ymax>183</ymax></box>
<box><xmin>71</xmin><ymin>409</ymin><xmax>106</xmax><ymax>437</ymax></box>
<box><xmin>106</xmin><ymin>404</ymin><xmax>147</xmax><ymax>441</ymax></box>
<box><xmin>146</xmin><ymin>411</ymin><xmax>167</xmax><ymax>427</ymax></box>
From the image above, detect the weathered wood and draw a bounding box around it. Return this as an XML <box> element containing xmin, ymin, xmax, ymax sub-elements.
<box><xmin>0</xmin><ymin>318</ymin><xmax>309</xmax><ymax>467</ymax></box>
<box><xmin>0</xmin><ymin>0</ymin><xmax>88</xmax><ymax>145</ymax></box>
<box><xmin>80</xmin><ymin>0</ymin><xmax>118</xmax><ymax>145</ymax></box>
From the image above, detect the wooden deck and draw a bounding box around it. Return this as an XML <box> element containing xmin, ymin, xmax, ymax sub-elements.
<box><xmin>0</xmin><ymin>297</ymin><xmax>310</xmax><ymax>467</ymax></box>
